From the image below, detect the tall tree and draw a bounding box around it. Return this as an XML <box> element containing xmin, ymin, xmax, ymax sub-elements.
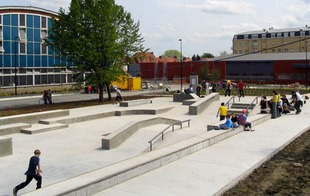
<box><xmin>47</xmin><ymin>0</ymin><xmax>145</xmax><ymax>102</ymax></box>
<box><xmin>162</xmin><ymin>49</ymin><xmax>181</xmax><ymax>60</ymax></box>
<box><xmin>201</xmin><ymin>52</ymin><xmax>214</xmax><ymax>58</ymax></box>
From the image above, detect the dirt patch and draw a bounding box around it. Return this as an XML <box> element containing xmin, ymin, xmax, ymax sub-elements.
<box><xmin>223</xmin><ymin>129</ymin><xmax>310</xmax><ymax>195</ymax></box>
<box><xmin>0</xmin><ymin>94</ymin><xmax>168</xmax><ymax>117</ymax></box>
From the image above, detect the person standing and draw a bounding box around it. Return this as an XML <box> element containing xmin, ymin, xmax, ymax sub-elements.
<box><xmin>216</xmin><ymin>102</ymin><xmax>228</xmax><ymax>121</ymax></box>
<box><xmin>196</xmin><ymin>85</ymin><xmax>201</xmax><ymax>97</ymax></box>
<box><xmin>237</xmin><ymin>80</ymin><xmax>245</xmax><ymax>97</ymax></box>
<box><xmin>47</xmin><ymin>89</ymin><xmax>52</xmax><ymax>104</ymax></box>
<box><xmin>13</xmin><ymin>149</ymin><xmax>42</xmax><ymax>196</ymax></box>
<box><xmin>271</xmin><ymin>90</ymin><xmax>280</xmax><ymax>118</ymax></box>
<box><xmin>224</xmin><ymin>81</ymin><xmax>231</xmax><ymax>97</ymax></box>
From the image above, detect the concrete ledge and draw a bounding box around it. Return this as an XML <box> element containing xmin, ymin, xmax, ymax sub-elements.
<box><xmin>24</xmin><ymin>119</ymin><xmax>264</xmax><ymax>196</ymax></box>
<box><xmin>115</xmin><ymin>106</ymin><xmax>174</xmax><ymax>116</ymax></box>
<box><xmin>173</xmin><ymin>93</ymin><xmax>199</xmax><ymax>102</ymax></box>
<box><xmin>119</xmin><ymin>99</ymin><xmax>152</xmax><ymax>107</ymax></box>
<box><xmin>0</xmin><ymin>123</ymin><xmax>31</xmax><ymax>136</ymax></box>
<box><xmin>39</xmin><ymin>111</ymin><xmax>115</xmax><ymax>125</ymax></box>
<box><xmin>0</xmin><ymin>136</ymin><xmax>12</xmax><ymax>157</ymax></box>
<box><xmin>102</xmin><ymin>117</ymin><xmax>181</xmax><ymax>149</ymax></box>
<box><xmin>0</xmin><ymin>110</ymin><xmax>69</xmax><ymax>125</ymax></box>
<box><xmin>20</xmin><ymin>123</ymin><xmax>69</xmax><ymax>134</ymax></box>
<box><xmin>183</xmin><ymin>99</ymin><xmax>199</xmax><ymax>105</ymax></box>
<box><xmin>189</xmin><ymin>93</ymin><xmax>220</xmax><ymax>115</ymax></box>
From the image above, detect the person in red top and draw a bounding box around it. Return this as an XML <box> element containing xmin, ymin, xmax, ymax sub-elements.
<box><xmin>238</xmin><ymin>80</ymin><xmax>245</xmax><ymax>97</ymax></box>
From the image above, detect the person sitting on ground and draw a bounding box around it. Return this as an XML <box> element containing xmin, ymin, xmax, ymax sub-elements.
<box><xmin>231</xmin><ymin>113</ymin><xmax>239</xmax><ymax>128</ymax></box>
<box><xmin>216</xmin><ymin>102</ymin><xmax>228</xmax><ymax>121</ymax></box>
<box><xmin>238</xmin><ymin>109</ymin><xmax>254</xmax><ymax>131</ymax></box>
<box><xmin>281</xmin><ymin>95</ymin><xmax>291</xmax><ymax>114</ymax></box>
<box><xmin>260</xmin><ymin>96</ymin><xmax>270</xmax><ymax>114</ymax></box>
<box><xmin>219</xmin><ymin>115</ymin><xmax>234</xmax><ymax>130</ymax></box>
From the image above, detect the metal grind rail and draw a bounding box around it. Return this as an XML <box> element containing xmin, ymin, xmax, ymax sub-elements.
<box><xmin>148</xmin><ymin>119</ymin><xmax>191</xmax><ymax>151</ymax></box>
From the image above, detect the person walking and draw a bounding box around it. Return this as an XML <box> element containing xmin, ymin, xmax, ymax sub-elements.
<box><xmin>237</xmin><ymin>80</ymin><xmax>245</xmax><ymax>97</ymax></box>
<box><xmin>196</xmin><ymin>85</ymin><xmax>201</xmax><ymax>97</ymax></box>
<box><xmin>13</xmin><ymin>149</ymin><xmax>42</xmax><ymax>196</ymax></box>
<box><xmin>216</xmin><ymin>102</ymin><xmax>228</xmax><ymax>121</ymax></box>
<box><xmin>224</xmin><ymin>81</ymin><xmax>231</xmax><ymax>97</ymax></box>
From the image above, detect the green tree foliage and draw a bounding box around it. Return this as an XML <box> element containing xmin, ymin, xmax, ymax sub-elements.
<box><xmin>199</xmin><ymin>66</ymin><xmax>220</xmax><ymax>82</ymax></box>
<box><xmin>47</xmin><ymin>0</ymin><xmax>145</xmax><ymax>101</ymax></box>
<box><xmin>201</xmin><ymin>53</ymin><xmax>214</xmax><ymax>58</ymax></box>
<box><xmin>162</xmin><ymin>49</ymin><xmax>181</xmax><ymax>60</ymax></box>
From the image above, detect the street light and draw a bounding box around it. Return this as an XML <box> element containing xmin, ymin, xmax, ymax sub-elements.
<box><xmin>178</xmin><ymin>39</ymin><xmax>183</xmax><ymax>90</ymax></box>
<box><xmin>14</xmin><ymin>36</ymin><xmax>18</xmax><ymax>95</ymax></box>
<box><xmin>306</xmin><ymin>40</ymin><xmax>308</xmax><ymax>90</ymax></box>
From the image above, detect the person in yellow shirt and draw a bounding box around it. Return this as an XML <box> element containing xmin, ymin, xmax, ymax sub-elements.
<box><xmin>271</xmin><ymin>90</ymin><xmax>280</xmax><ymax>118</ymax></box>
<box><xmin>216</xmin><ymin>102</ymin><xmax>228</xmax><ymax>121</ymax></box>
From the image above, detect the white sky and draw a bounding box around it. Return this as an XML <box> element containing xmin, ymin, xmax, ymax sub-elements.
<box><xmin>1</xmin><ymin>0</ymin><xmax>310</xmax><ymax>57</ymax></box>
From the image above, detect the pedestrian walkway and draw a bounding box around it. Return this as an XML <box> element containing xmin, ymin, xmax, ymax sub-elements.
<box><xmin>0</xmin><ymin>94</ymin><xmax>308</xmax><ymax>196</ymax></box>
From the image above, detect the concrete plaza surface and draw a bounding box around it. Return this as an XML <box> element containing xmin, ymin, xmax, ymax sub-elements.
<box><xmin>0</xmin><ymin>93</ymin><xmax>309</xmax><ymax>196</ymax></box>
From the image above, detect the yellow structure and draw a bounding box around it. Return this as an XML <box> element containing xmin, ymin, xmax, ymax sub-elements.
<box><xmin>111</xmin><ymin>75</ymin><xmax>141</xmax><ymax>90</ymax></box>
<box><xmin>233</xmin><ymin>27</ymin><xmax>310</xmax><ymax>54</ymax></box>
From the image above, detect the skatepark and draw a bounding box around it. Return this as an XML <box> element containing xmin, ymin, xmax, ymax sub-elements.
<box><xmin>0</xmin><ymin>91</ymin><xmax>309</xmax><ymax>196</ymax></box>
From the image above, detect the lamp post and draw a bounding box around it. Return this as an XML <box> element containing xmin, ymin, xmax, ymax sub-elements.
<box><xmin>178</xmin><ymin>39</ymin><xmax>183</xmax><ymax>90</ymax></box>
<box><xmin>14</xmin><ymin>36</ymin><xmax>18</xmax><ymax>95</ymax></box>
<box><xmin>306</xmin><ymin>40</ymin><xmax>308</xmax><ymax>90</ymax></box>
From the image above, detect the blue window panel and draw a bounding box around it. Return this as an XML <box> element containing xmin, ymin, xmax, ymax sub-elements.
<box><xmin>42</xmin><ymin>56</ymin><xmax>47</xmax><ymax>67</ymax></box>
<box><xmin>27</xmin><ymin>43</ymin><xmax>34</xmax><ymax>54</ymax></box>
<box><xmin>48</xmin><ymin>18</ymin><xmax>52</xmax><ymax>28</ymax></box>
<box><xmin>34</xmin><ymin>43</ymin><xmax>40</xmax><ymax>54</ymax></box>
<box><xmin>48</xmin><ymin>45</ymin><xmax>54</xmax><ymax>55</ymax></box>
<box><xmin>3</xmin><ymin>26</ymin><xmax>11</xmax><ymax>40</ymax></box>
<box><xmin>4</xmin><ymin>55</ymin><xmax>11</xmax><ymax>67</ymax></box>
<box><xmin>27</xmin><ymin>28</ymin><xmax>34</xmax><ymax>41</ymax></box>
<box><xmin>34</xmin><ymin>16</ymin><xmax>40</xmax><ymax>28</ymax></box>
<box><xmin>34</xmin><ymin>29</ymin><xmax>40</xmax><ymax>42</ymax></box>
<box><xmin>48</xmin><ymin>56</ymin><xmax>54</xmax><ymax>66</ymax></box>
<box><xmin>19</xmin><ymin>55</ymin><xmax>27</xmax><ymax>67</ymax></box>
<box><xmin>3</xmin><ymin>41</ymin><xmax>11</xmax><ymax>53</ymax></box>
<box><xmin>11</xmin><ymin>14</ymin><xmax>18</xmax><ymax>26</ymax></box>
<box><xmin>11</xmin><ymin>27</ymin><xmax>18</xmax><ymax>40</ymax></box>
<box><xmin>3</xmin><ymin>15</ymin><xmax>10</xmax><ymax>25</ymax></box>
<box><xmin>35</xmin><ymin>55</ymin><xmax>41</xmax><ymax>67</ymax></box>
<box><xmin>55</xmin><ymin>58</ymin><xmax>60</xmax><ymax>66</ymax></box>
<box><xmin>27</xmin><ymin>55</ymin><xmax>34</xmax><ymax>67</ymax></box>
<box><xmin>27</xmin><ymin>15</ymin><xmax>33</xmax><ymax>27</ymax></box>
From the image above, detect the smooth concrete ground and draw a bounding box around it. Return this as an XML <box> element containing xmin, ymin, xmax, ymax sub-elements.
<box><xmin>0</xmin><ymin>93</ymin><xmax>309</xmax><ymax>196</ymax></box>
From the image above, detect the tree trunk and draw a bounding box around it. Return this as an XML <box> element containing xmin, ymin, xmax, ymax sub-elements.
<box><xmin>106</xmin><ymin>83</ymin><xmax>112</xmax><ymax>101</ymax></box>
<box><xmin>98</xmin><ymin>84</ymin><xmax>104</xmax><ymax>102</ymax></box>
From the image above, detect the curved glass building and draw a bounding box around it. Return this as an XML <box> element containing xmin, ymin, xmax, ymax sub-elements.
<box><xmin>0</xmin><ymin>6</ymin><xmax>73</xmax><ymax>87</ymax></box>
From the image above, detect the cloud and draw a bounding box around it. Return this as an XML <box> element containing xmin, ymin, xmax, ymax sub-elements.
<box><xmin>184</xmin><ymin>0</ymin><xmax>255</xmax><ymax>15</ymax></box>
<box><xmin>29</xmin><ymin>0</ymin><xmax>70</xmax><ymax>11</ymax></box>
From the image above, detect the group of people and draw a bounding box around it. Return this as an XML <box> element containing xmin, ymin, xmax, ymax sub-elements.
<box><xmin>42</xmin><ymin>89</ymin><xmax>52</xmax><ymax>104</ymax></box>
<box><xmin>224</xmin><ymin>80</ymin><xmax>245</xmax><ymax>97</ymax></box>
<box><xmin>216</xmin><ymin>102</ymin><xmax>254</xmax><ymax>131</ymax></box>
<box><xmin>260</xmin><ymin>90</ymin><xmax>306</xmax><ymax>117</ymax></box>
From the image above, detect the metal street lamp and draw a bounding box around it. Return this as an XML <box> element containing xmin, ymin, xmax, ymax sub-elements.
<box><xmin>306</xmin><ymin>40</ymin><xmax>308</xmax><ymax>90</ymax></box>
<box><xmin>178</xmin><ymin>38</ymin><xmax>183</xmax><ymax>90</ymax></box>
<box><xmin>14</xmin><ymin>36</ymin><xmax>18</xmax><ymax>95</ymax></box>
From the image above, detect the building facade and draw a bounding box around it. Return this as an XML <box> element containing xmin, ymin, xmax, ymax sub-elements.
<box><xmin>0</xmin><ymin>6</ymin><xmax>73</xmax><ymax>88</ymax></box>
<box><xmin>233</xmin><ymin>27</ymin><xmax>310</xmax><ymax>54</ymax></box>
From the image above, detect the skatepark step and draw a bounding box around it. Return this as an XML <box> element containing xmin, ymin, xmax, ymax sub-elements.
<box><xmin>0</xmin><ymin>123</ymin><xmax>31</xmax><ymax>136</ymax></box>
<box><xmin>20</xmin><ymin>123</ymin><xmax>68</xmax><ymax>134</ymax></box>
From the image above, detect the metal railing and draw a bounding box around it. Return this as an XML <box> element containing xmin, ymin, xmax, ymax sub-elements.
<box><xmin>224</xmin><ymin>95</ymin><xmax>237</xmax><ymax>109</ymax></box>
<box><xmin>245</xmin><ymin>95</ymin><xmax>261</xmax><ymax>115</ymax></box>
<box><xmin>148</xmin><ymin>119</ymin><xmax>191</xmax><ymax>151</ymax></box>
